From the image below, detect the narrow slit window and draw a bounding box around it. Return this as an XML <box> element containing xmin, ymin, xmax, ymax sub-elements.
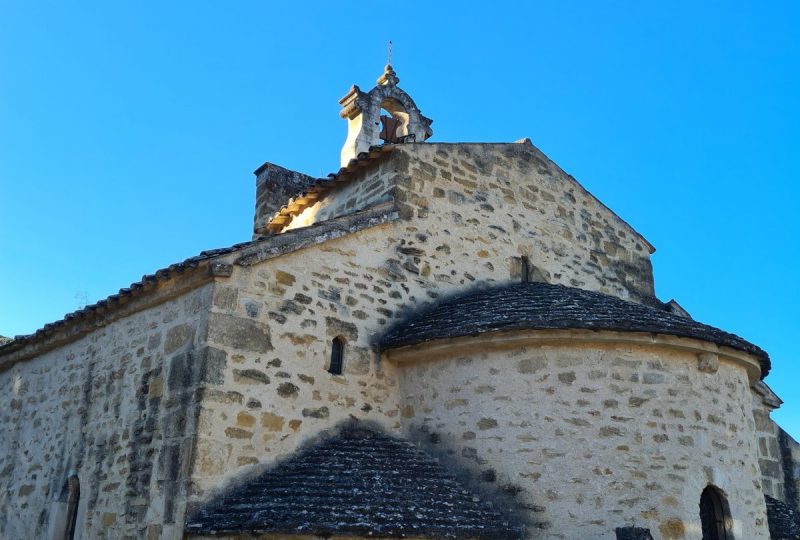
<box><xmin>65</xmin><ymin>475</ymin><xmax>80</xmax><ymax>540</ymax></box>
<box><xmin>329</xmin><ymin>337</ymin><xmax>345</xmax><ymax>375</ymax></box>
<box><xmin>520</xmin><ymin>256</ymin><xmax>530</xmax><ymax>283</ymax></box>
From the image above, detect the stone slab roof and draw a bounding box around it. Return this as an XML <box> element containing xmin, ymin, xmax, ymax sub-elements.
<box><xmin>766</xmin><ymin>495</ymin><xmax>800</xmax><ymax>539</ymax></box>
<box><xmin>185</xmin><ymin>426</ymin><xmax>524</xmax><ymax>539</ymax></box>
<box><xmin>0</xmin><ymin>249</ymin><xmax>237</xmax><ymax>364</ymax></box>
<box><xmin>0</xmin><ymin>204</ymin><xmax>398</xmax><ymax>367</ymax></box>
<box><xmin>380</xmin><ymin>282</ymin><xmax>770</xmax><ymax>376</ymax></box>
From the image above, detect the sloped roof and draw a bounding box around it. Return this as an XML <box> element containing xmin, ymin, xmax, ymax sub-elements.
<box><xmin>264</xmin><ymin>145</ymin><xmax>393</xmax><ymax>233</ymax></box>
<box><xmin>380</xmin><ymin>282</ymin><xmax>769</xmax><ymax>376</ymax></box>
<box><xmin>185</xmin><ymin>426</ymin><xmax>524</xmax><ymax>539</ymax></box>
<box><xmin>0</xmin><ymin>204</ymin><xmax>398</xmax><ymax>367</ymax></box>
<box><xmin>765</xmin><ymin>495</ymin><xmax>800</xmax><ymax>540</ymax></box>
<box><xmin>0</xmin><ymin>248</ymin><xmax>238</xmax><ymax>362</ymax></box>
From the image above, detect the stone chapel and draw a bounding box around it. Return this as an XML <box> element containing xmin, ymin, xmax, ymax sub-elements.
<box><xmin>1</xmin><ymin>65</ymin><xmax>799</xmax><ymax>540</ymax></box>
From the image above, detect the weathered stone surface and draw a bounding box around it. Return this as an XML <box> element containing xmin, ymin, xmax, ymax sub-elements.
<box><xmin>301</xmin><ymin>407</ymin><xmax>329</xmax><ymax>419</ymax></box>
<box><xmin>164</xmin><ymin>323</ymin><xmax>195</xmax><ymax>354</ymax></box>
<box><xmin>276</xmin><ymin>382</ymin><xmax>299</xmax><ymax>398</ymax></box>
<box><xmin>232</xmin><ymin>369</ymin><xmax>269</xmax><ymax>385</ymax></box>
<box><xmin>0</xmin><ymin>284</ymin><xmax>213</xmax><ymax>539</ymax></box>
<box><xmin>324</xmin><ymin>316</ymin><xmax>358</xmax><ymax>341</ymax></box>
<box><xmin>397</xmin><ymin>342</ymin><xmax>769</xmax><ymax>539</ymax></box>
<box><xmin>260</xmin><ymin>412</ymin><xmax>285</xmax><ymax>432</ymax></box>
<box><xmin>697</xmin><ymin>352</ymin><xmax>719</xmax><ymax>374</ymax></box>
<box><xmin>224</xmin><ymin>427</ymin><xmax>253</xmax><ymax>439</ymax></box>
<box><xmin>208</xmin><ymin>313</ymin><xmax>272</xmax><ymax>353</ymax></box>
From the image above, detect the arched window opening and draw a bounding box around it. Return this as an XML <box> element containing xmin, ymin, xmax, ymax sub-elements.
<box><xmin>699</xmin><ymin>485</ymin><xmax>733</xmax><ymax>540</ymax></box>
<box><xmin>329</xmin><ymin>337</ymin><xmax>345</xmax><ymax>375</ymax></box>
<box><xmin>64</xmin><ymin>474</ymin><xmax>80</xmax><ymax>540</ymax></box>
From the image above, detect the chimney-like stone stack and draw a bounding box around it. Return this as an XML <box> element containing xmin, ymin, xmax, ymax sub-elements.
<box><xmin>252</xmin><ymin>162</ymin><xmax>316</xmax><ymax>238</ymax></box>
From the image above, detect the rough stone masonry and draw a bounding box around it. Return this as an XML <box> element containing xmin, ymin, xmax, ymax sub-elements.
<box><xmin>1</xmin><ymin>66</ymin><xmax>797</xmax><ymax>540</ymax></box>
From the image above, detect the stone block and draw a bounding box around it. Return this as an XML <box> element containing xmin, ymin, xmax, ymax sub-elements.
<box><xmin>261</xmin><ymin>412</ymin><xmax>285</xmax><ymax>431</ymax></box>
<box><xmin>164</xmin><ymin>323</ymin><xmax>195</xmax><ymax>354</ymax></box>
<box><xmin>208</xmin><ymin>313</ymin><xmax>272</xmax><ymax>353</ymax></box>
<box><xmin>301</xmin><ymin>407</ymin><xmax>329</xmax><ymax>419</ymax></box>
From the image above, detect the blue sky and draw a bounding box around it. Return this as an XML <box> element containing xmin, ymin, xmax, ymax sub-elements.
<box><xmin>1</xmin><ymin>2</ymin><xmax>798</xmax><ymax>435</ymax></box>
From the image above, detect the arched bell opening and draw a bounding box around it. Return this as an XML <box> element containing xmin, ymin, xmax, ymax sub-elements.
<box><xmin>338</xmin><ymin>65</ymin><xmax>432</xmax><ymax>166</ymax></box>
<box><xmin>379</xmin><ymin>98</ymin><xmax>412</xmax><ymax>144</ymax></box>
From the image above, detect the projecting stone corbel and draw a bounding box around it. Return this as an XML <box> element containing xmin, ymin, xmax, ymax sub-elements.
<box><xmin>208</xmin><ymin>262</ymin><xmax>233</xmax><ymax>278</ymax></box>
<box><xmin>697</xmin><ymin>352</ymin><xmax>719</xmax><ymax>374</ymax></box>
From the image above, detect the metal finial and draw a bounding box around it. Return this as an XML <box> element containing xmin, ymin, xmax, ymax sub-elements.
<box><xmin>377</xmin><ymin>42</ymin><xmax>399</xmax><ymax>86</ymax></box>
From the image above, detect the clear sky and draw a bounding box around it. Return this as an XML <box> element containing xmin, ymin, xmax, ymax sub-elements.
<box><xmin>1</xmin><ymin>2</ymin><xmax>798</xmax><ymax>435</ymax></box>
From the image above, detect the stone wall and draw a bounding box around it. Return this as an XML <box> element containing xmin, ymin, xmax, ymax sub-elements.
<box><xmin>187</xmin><ymin>141</ymin><xmax>665</xmax><ymax>523</ymax></box>
<box><xmin>277</xmin><ymin>143</ymin><xmax>656</xmax><ymax>304</ymax></box>
<box><xmin>394</xmin><ymin>340</ymin><xmax>769</xmax><ymax>540</ymax></box>
<box><xmin>780</xmin><ymin>429</ymin><xmax>800</xmax><ymax>513</ymax></box>
<box><xmin>391</xmin><ymin>143</ymin><xmax>656</xmax><ymax>303</ymax></box>
<box><xmin>0</xmin><ymin>140</ymin><xmax>722</xmax><ymax>540</ymax></box>
<box><xmin>753</xmin><ymin>387</ymin><xmax>800</xmax><ymax>515</ymax></box>
<box><xmin>189</xmin><ymin>227</ymin><xmax>405</xmax><ymax>500</ymax></box>
<box><xmin>0</xmin><ymin>284</ymin><xmax>213</xmax><ymax>539</ymax></box>
<box><xmin>754</xmin><ymin>390</ymin><xmax>787</xmax><ymax>501</ymax></box>
<box><xmin>284</xmin><ymin>160</ymin><xmax>396</xmax><ymax>231</ymax></box>
<box><xmin>253</xmin><ymin>162</ymin><xmax>317</xmax><ymax>237</ymax></box>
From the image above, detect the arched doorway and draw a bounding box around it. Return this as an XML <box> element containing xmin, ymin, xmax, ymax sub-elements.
<box><xmin>699</xmin><ymin>485</ymin><xmax>733</xmax><ymax>540</ymax></box>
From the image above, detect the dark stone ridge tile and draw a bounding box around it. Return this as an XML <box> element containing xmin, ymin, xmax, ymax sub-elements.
<box><xmin>380</xmin><ymin>282</ymin><xmax>769</xmax><ymax>377</ymax></box>
<box><xmin>185</xmin><ymin>426</ymin><xmax>524</xmax><ymax>539</ymax></box>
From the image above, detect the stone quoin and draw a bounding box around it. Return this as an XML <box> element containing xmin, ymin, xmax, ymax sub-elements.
<box><xmin>1</xmin><ymin>66</ymin><xmax>798</xmax><ymax>540</ymax></box>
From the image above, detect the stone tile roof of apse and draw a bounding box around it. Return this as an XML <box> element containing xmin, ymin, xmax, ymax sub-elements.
<box><xmin>765</xmin><ymin>495</ymin><xmax>800</xmax><ymax>539</ymax></box>
<box><xmin>185</xmin><ymin>426</ymin><xmax>524</xmax><ymax>539</ymax></box>
<box><xmin>264</xmin><ymin>144</ymin><xmax>394</xmax><ymax>232</ymax></box>
<box><xmin>380</xmin><ymin>281</ymin><xmax>770</xmax><ymax>376</ymax></box>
